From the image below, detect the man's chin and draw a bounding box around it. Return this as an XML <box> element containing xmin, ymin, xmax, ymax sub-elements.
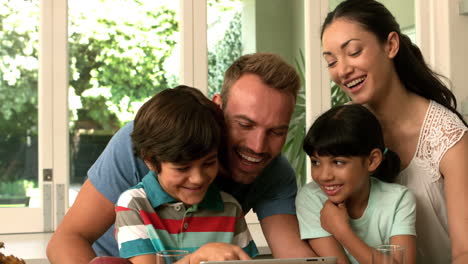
<box><xmin>231</xmin><ymin>170</ymin><xmax>259</xmax><ymax>184</ymax></box>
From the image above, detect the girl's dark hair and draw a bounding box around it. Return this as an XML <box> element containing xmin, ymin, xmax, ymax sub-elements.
<box><xmin>131</xmin><ymin>85</ymin><xmax>228</xmax><ymax>172</ymax></box>
<box><xmin>321</xmin><ymin>0</ymin><xmax>467</xmax><ymax>126</ymax></box>
<box><xmin>303</xmin><ymin>104</ymin><xmax>400</xmax><ymax>183</ymax></box>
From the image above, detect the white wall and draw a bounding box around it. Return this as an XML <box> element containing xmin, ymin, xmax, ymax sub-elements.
<box><xmin>448</xmin><ymin>1</ymin><xmax>468</xmax><ymax>119</ymax></box>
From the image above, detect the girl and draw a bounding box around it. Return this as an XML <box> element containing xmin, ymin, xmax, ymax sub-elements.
<box><xmin>296</xmin><ymin>104</ymin><xmax>416</xmax><ymax>264</ymax></box>
<box><xmin>320</xmin><ymin>0</ymin><xmax>468</xmax><ymax>263</ymax></box>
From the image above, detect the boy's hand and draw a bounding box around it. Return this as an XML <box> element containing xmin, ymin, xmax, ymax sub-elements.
<box><xmin>320</xmin><ymin>200</ymin><xmax>349</xmax><ymax>235</ymax></box>
<box><xmin>189</xmin><ymin>242</ymin><xmax>251</xmax><ymax>264</ymax></box>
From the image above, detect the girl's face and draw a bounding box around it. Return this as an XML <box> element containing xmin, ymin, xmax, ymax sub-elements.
<box><xmin>310</xmin><ymin>151</ymin><xmax>381</xmax><ymax>205</ymax></box>
<box><xmin>322</xmin><ymin>18</ymin><xmax>397</xmax><ymax>105</ymax></box>
<box><xmin>146</xmin><ymin>150</ymin><xmax>219</xmax><ymax>206</ymax></box>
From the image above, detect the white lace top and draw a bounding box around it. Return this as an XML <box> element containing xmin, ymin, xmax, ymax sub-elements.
<box><xmin>396</xmin><ymin>100</ymin><xmax>467</xmax><ymax>264</ymax></box>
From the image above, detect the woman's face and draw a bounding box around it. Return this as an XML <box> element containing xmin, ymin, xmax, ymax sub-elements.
<box><xmin>322</xmin><ymin>18</ymin><xmax>396</xmax><ymax>105</ymax></box>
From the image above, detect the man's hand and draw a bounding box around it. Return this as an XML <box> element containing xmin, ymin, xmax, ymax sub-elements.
<box><xmin>188</xmin><ymin>243</ymin><xmax>251</xmax><ymax>264</ymax></box>
<box><xmin>320</xmin><ymin>200</ymin><xmax>349</xmax><ymax>235</ymax></box>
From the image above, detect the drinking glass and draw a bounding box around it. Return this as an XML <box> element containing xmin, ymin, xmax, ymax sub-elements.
<box><xmin>372</xmin><ymin>245</ymin><xmax>405</xmax><ymax>264</ymax></box>
<box><xmin>156</xmin><ymin>250</ymin><xmax>190</xmax><ymax>264</ymax></box>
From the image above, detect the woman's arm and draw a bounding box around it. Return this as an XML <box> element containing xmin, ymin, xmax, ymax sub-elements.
<box><xmin>390</xmin><ymin>235</ymin><xmax>416</xmax><ymax>264</ymax></box>
<box><xmin>440</xmin><ymin>133</ymin><xmax>468</xmax><ymax>264</ymax></box>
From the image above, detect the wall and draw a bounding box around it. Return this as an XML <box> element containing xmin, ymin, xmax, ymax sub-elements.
<box><xmin>449</xmin><ymin>2</ymin><xmax>468</xmax><ymax>120</ymax></box>
<box><xmin>242</xmin><ymin>0</ymin><xmax>304</xmax><ymax>66</ymax></box>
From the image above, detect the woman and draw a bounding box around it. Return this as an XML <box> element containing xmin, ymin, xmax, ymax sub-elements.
<box><xmin>319</xmin><ymin>0</ymin><xmax>468</xmax><ymax>263</ymax></box>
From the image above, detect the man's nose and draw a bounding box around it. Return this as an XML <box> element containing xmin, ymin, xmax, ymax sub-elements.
<box><xmin>246</xmin><ymin>129</ymin><xmax>267</xmax><ymax>154</ymax></box>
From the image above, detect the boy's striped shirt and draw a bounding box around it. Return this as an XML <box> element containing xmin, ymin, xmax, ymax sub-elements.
<box><xmin>115</xmin><ymin>171</ymin><xmax>258</xmax><ymax>258</ymax></box>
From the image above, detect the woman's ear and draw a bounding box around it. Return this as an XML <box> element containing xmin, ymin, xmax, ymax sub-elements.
<box><xmin>386</xmin><ymin>31</ymin><xmax>400</xmax><ymax>59</ymax></box>
<box><xmin>367</xmin><ymin>148</ymin><xmax>383</xmax><ymax>172</ymax></box>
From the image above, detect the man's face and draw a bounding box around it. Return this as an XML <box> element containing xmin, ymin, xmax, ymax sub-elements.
<box><xmin>215</xmin><ymin>73</ymin><xmax>295</xmax><ymax>184</ymax></box>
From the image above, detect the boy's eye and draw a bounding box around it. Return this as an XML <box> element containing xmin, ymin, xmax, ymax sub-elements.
<box><xmin>203</xmin><ymin>160</ymin><xmax>217</xmax><ymax>167</ymax></box>
<box><xmin>175</xmin><ymin>166</ymin><xmax>190</xmax><ymax>172</ymax></box>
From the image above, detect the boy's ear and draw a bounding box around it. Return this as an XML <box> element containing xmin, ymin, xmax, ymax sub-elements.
<box><xmin>143</xmin><ymin>159</ymin><xmax>157</xmax><ymax>172</ymax></box>
<box><xmin>367</xmin><ymin>148</ymin><xmax>383</xmax><ymax>172</ymax></box>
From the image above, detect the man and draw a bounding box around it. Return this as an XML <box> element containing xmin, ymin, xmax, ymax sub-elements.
<box><xmin>46</xmin><ymin>53</ymin><xmax>315</xmax><ymax>264</ymax></box>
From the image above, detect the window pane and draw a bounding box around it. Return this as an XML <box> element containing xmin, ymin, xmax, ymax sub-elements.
<box><xmin>68</xmin><ymin>0</ymin><xmax>180</xmax><ymax>205</ymax></box>
<box><xmin>0</xmin><ymin>0</ymin><xmax>39</xmax><ymax>208</ymax></box>
<box><xmin>207</xmin><ymin>0</ymin><xmax>307</xmax><ymax>186</ymax></box>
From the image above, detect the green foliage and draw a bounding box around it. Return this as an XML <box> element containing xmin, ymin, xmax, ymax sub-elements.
<box><xmin>0</xmin><ymin>180</ymin><xmax>34</xmax><ymax>198</ymax></box>
<box><xmin>1</xmin><ymin>0</ymin><xmax>179</xmax><ymax>184</ymax></box>
<box><xmin>282</xmin><ymin>51</ymin><xmax>307</xmax><ymax>187</ymax></box>
<box><xmin>207</xmin><ymin>10</ymin><xmax>242</xmax><ymax>97</ymax></box>
<box><xmin>331</xmin><ymin>82</ymin><xmax>350</xmax><ymax>107</ymax></box>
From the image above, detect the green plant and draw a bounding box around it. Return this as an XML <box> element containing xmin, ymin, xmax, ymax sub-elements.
<box><xmin>282</xmin><ymin>51</ymin><xmax>307</xmax><ymax>187</ymax></box>
<box><xmin>0</xmin><ymin>180</ymin><xmax>34</xmax><ymax>198</ymax></box>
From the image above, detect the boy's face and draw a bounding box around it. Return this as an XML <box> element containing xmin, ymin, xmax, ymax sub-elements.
<box><xmin>214</xmin><ymin>73</ymin><xmax>295</xmax><ymax>184</ymax></box>
<box><xmin>155</xmin><ymin>151</ymin><xmax>219</xmax><ymax>206</ymax></box>
<box><xmin>309</xmin><ymin>154</ymin><xmax>374</xmax><ymax>205</ymax></box>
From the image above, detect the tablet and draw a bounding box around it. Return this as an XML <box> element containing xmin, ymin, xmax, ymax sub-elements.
<box><xmin>201</xmin><ymin>257</ymin><xmax>337</xmax><ymax>264</ymax></box>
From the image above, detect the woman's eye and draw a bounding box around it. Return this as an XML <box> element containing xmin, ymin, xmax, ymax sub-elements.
<box><xmin>349</xmin><ymin>50</ymin><xmax>361</xmax><ymax>56</ymax></box>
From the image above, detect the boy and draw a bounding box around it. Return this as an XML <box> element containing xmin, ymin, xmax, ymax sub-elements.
<box><xmin>114</xmin><ymin>86</ymin><xmax>258</xmax><ymax>264</ymax></box>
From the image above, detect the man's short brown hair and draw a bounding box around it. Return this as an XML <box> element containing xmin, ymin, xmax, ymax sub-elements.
<box><xmin>221</xmin><ymin>53</ymin><xmax>301</xmax><ymax>107</ymax></box>
<box><xmin>131</xmin><ymin>85</ymin><xmax>227</xmax><ymax>172</ymax></box>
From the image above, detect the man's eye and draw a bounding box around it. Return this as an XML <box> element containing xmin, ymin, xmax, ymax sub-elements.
<box><xmin>270</xmin><ymin>129</ymin><xmax>287</xmax><ymax>137</ymax></box>
<box><xmin>327</xmin><ymin>61</ymin><xmax>337</xmax><ymax>68</ymax></box>
<box><xmin>238</xmin><ymin>122</ymin><xmax>252</xmax><ymax>128</ymax></box>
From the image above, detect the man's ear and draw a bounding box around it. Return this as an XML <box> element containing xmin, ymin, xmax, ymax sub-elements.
<box><xmin>212</xmin><ymin>94</ymin><xmax>223</xmax><ymax>109</ymax></box>
<box><xmin>367</xmin><ymin>148</ymin><xmax>383</xmax><ymax>172</ymax></box>
<box><xmin>386</xmin><ymin>31</ymin><xmax>400</xmax><ymax>59</ymax></box>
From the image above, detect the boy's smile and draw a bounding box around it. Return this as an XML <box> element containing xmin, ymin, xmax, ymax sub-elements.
<box><xmin>147</xmin><ymin>151</ymin><xmax>219</xmax><ymax>206</ymax></box>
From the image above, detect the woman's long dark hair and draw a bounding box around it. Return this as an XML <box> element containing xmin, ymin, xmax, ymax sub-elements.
<box><xmin>303</xmin><ymin>104</ymin><xmax>400</xmax><ymax>183</ymax></box>
<box><xmin>321</xmin><ymin>0</ymin><xmax>467</xmax><ymax>126</ymax></box>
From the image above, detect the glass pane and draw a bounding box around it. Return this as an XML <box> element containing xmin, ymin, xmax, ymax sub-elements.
<box><xmin>0</xmin><ymin>0</ymin><xmax>39</xmax><ymax>208</ymax></box>
<box><xmin>327</xmin><ymin>0</ymin><xmax>415</xmax><ymax>107</ymax></box>
<box><xmin>207</xmin><ymin>0</ymin><xmax>307</xmax><ymax>186</ymax></box>
<box><xmin>68</xmin><ymin>0</ymin><xmax>180</xmax><ymax>205</ymax></box>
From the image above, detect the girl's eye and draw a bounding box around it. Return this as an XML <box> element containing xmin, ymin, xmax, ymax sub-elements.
<box><xmin>310</xmin><ymin>160</ymin><xmax>320</xmax><ymax>166</ymax></box>
<box><xmin>327</xmin><ymin>61</ymin><xmax>337</xmax><ymax>68</ymax></box>
<box><xmin>334</xmin><ymin>160</ymin><xmax>345</xmax><ymax>166</ymax></box>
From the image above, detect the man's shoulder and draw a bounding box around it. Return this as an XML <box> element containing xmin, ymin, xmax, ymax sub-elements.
<box><xmin>261</xmin><ymin>154</ymin><xmax>295</xmax><ymax>178</ymax></box>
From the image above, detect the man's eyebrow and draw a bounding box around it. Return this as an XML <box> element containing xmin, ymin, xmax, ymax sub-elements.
<box><xmin>322</xmin><ymin>38</ymin><xmax>361</xmax><ymax>56</ymax></box>
<box><xmin>233</xmin><ymin>115</ymin><xmax>289</xmax><ymax>130</ymax></box>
